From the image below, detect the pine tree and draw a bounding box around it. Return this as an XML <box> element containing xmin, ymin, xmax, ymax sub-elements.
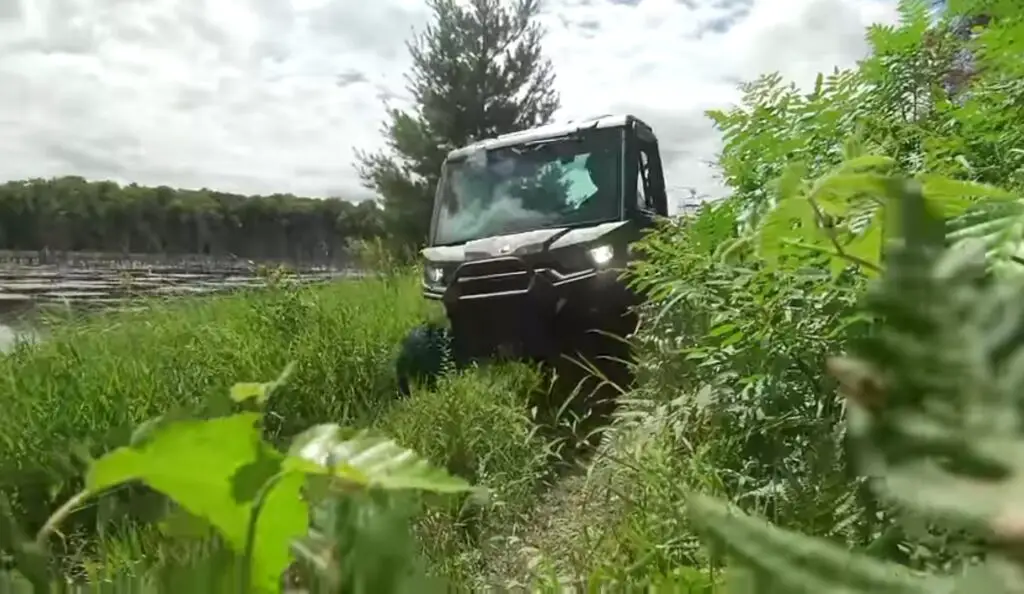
<box><xmin>355</xmin><ymin>0</ymin><xmax>560</xmax><ymax>250</ymax></box>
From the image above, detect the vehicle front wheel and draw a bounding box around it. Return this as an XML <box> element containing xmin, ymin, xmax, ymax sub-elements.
<box><xmin>395</xmin><ymin>322</ymin><xmax>453</xmax><ymax>396</ymax></box>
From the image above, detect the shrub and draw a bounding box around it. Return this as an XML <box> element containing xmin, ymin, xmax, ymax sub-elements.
<box><xmin>1</xmin><ymin>369</ymin><xmax>474</xmax><ymax>592</ymax></box>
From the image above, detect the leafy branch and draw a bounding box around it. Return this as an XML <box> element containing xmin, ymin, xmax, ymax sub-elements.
<box><xmin>687</xmin><ymin>175</ymin><xmax>1024</xmax><ymax>592</ymax></box>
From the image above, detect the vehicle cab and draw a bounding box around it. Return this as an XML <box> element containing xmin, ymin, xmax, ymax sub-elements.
<box><xmin>420</xmin><ymin>113</ymin><xmax>668</xmax><ymax>300</ymax></box>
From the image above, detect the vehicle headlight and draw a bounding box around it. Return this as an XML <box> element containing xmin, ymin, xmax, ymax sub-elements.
<box><xmin>424</xmin><ymin>264</ymin><xmax>445</xmax><ymax>284</ymax></box>
<box><xmin>589</xmin><ymin>244</ymin><xmax>614</xmax><ymax>266</ymax></box>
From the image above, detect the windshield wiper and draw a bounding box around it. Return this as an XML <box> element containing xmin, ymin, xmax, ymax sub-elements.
<box><xmin>508</xmin><ymin>138</ymin><xmax>573</xmax><ymax>155</ymax></box>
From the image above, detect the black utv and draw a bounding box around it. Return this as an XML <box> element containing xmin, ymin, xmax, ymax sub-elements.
<box><xmin>396</xmin><ymin>114</ymin><xmax>669</xmax><ymax>402</ymax></box>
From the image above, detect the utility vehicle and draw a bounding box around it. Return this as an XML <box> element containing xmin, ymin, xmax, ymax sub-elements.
<box><xmin>396</xmin><ymin>113</ymin><xmax>669</xmax><ymax>399</ymax></box>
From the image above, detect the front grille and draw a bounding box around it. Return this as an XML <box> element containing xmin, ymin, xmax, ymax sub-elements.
<box><xmin>453</xmin><ymin>257</ymin><xmax>532</xmax><ymax>297</ymax></box>
<box><xmin>444</xmin><ymin>256</ymin><xmax>562</xmax><ymax>362</ymax></box>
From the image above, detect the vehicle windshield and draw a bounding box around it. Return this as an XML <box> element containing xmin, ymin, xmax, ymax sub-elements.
<box><xmin>432</xmin><ymin>127</ymin><xmax>623</xmax><ymax>245</ymax></box>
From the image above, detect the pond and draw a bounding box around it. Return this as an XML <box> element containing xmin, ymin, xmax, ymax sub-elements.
<box><xmin>0</xmin><ymin>259</ymin><xmax>355</xmax><ymax>352</ymax></box>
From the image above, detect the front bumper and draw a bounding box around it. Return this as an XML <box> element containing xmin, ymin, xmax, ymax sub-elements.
<box><xmin>424</xmin><ymin>256</ymin><xmax>629</xmax><ymax>309</ymax></box>
<box><xmin>424</xmin><ymin>256</ymin><xmax>634</xmax><ymax>362</ymax></box>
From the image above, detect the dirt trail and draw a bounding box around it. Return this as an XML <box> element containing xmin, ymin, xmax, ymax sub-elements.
<box><xmin>481</xmin><ymin>454</ymin><xmax>622</xmax><ymax>590</ymax></box>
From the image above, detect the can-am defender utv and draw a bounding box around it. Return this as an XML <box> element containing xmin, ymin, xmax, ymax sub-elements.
<box><xmin>396</xmin><ymin>114</ymin><xmax>669</xmax><ymax>403</ymax></box>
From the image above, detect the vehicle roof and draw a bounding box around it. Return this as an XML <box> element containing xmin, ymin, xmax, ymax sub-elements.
<box><xmin>445</xmin><ymin>113</ymin><xmax>650</xmax><ymax>160</ymax></box>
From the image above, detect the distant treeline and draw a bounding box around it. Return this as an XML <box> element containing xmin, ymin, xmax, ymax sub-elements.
<box><xmin>0</xmin><ymin>177</ymin><xmax>385</xmax><ymax>264</ymax></box>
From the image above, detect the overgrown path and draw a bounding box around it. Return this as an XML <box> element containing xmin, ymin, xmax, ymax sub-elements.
<box><xmin>482</xmin><ymin>469</ymin><xmax>596</xmax><ymax>589</ymax></box>
<box><xmin>480</xmin><ymin>390</ymin><xmax>626</xmax><ymax>590</ymax></box>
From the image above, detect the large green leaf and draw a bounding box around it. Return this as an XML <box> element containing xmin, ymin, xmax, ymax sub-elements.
<box><xmin>86</xmin><ymin>413</ymin><xmax>308</xmax><ymax>593</ymax></box>
<box><xmin>919</xmin><ymin>175</ymin><xmax>1016</xmax><ymax>218</ymax></box>
<box><xmin>286</xmin><ymin>425</ymin><xmax>474</xmax><ymax>494</ymax></box>
<box><xmin>757</xmin><ymin>195</ymin><xmax>820</xmax><ymax>265</ymax></box>
<box><xmin>947</xmin><ymin>200</ymin><xmax>1024</xmax><ymax>271</ymax></box>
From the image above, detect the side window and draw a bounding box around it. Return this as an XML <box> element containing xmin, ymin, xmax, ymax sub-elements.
<box><xmin>635</xmin><ymin>148</ymin><xmax>655</xmax><ymax>212</ymax></box>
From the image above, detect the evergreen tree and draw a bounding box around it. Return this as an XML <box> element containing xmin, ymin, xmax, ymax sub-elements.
<box><xmin>355</xmin><ymin>0</ymin><xmax>560</xmax><ymax>250</ymax></box>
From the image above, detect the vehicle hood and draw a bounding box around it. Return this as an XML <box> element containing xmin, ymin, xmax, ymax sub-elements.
<box><xmin>423</xmin><ymin>221</ymin><xmax>627</xmax><ymax>263</ymax></box>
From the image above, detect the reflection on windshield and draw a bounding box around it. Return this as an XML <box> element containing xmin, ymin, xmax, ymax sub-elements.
<box><xmin>433</xmin><ymin>128</ymin><xmax>622</xmax><ymax>245</ymax></box>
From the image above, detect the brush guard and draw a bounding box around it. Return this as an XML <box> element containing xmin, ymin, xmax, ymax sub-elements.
<box><xmin>441</xmin><ymin>256</ymin><xmax>563</xmax><ymax>364</ymax></box>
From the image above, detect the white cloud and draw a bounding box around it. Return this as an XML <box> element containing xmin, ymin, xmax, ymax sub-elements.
<box><xmin>0</xmin><ymin>0</ymin><xmax>898</xmax><ymax>208</ymax></box>
<box><xmin>537</xmin><ymin>0</ymin><xmax>898</xmax><ymax>207</ymax></box>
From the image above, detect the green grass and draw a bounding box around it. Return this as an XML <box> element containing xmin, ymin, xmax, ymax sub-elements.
<box><xmin>0</xmin><ymin>266</ymin><xmax>798</xmax><ymax>592</ymax></box>
<box><xmin>0</xmin><ymin>274</ymin><xmax>432</xmax><ymax>544</ymax></box>
<box><xmin>0</xmin><ymin>271</ymin><xmax>583</xmax><ymax>590</ymax></box>
<box><xmin>378</xmin><ymin>363</ymin><xmax>553</xmax><ymax>588</ymax></box>
<box><xmin>0</xmin><ymin>265</ymin><xmax>845</xmax><ymax>592</ymax></box>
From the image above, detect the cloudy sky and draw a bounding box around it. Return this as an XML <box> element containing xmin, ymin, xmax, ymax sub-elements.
<box><xmin>0</xmin><ymin>0</ymin><xmax>898</xmax><ymax>208</ymax></box>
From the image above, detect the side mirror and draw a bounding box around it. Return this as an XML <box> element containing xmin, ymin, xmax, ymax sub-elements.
<box><xmin>633</xmin><ymin>208</ymin><xmax>656</xmax><ymax>228</ymax></box>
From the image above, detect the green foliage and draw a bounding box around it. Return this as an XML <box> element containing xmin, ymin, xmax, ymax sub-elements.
<box><xmin>86</xmin><ymin>413</ymin><xmax>307</xmax><ymax>592</ymax></box>
<box><xmin>686</xmin><ymin>178</ymin><xmax>1024</xmax><ymax>593</ymax></box>
<box><xmin>355</xmin><ymin>0</ymin><xmax>559</xmax><ymax>249</ymax></box>
<box><xmin>349</xmin><ymin>236</ymin><xmax>419</xmax><ymax>275</ymax></box>
<box><xmin>0</xmin><ymin>271</ymin><xmax>556</xmax><ymax>591</ymax></box>
<box><xmin>541</xmin><ymin>0</ymin><xmax>1024</xmax><ymax>588</ymax></box>
<box><xmin>0</xmin><ymin>274</ymin><xmax>433</xmax><ymax>555</ymax></box>
<box><xmin>378</xmin><ymin>364</ymin><xmax>551</xmax><ymax>587</ymax></box>
<box><xmin>2</xmin><ymin>369</ymin><xmax>473</xmax><ymax>593</ymax></box>
<box><xmin>7</xmin><ymin>0</ymin><xmax>1024</xmax><ymax>591</ymax></box>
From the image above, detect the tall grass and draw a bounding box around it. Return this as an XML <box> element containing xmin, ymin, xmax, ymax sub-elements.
<box><xmin>0</xmin><ymin>274</ymin><xmax>432</xmax><ymax>542</ymax></box>
<box><xmin>378</xmin><ymin>363</ymin><xmax>553</xmax><ymax>588</ymax></box>
<box><xmin>0</xmin><ymin>271</ymin><xmax>566</xmax><ymax>589</ymax></box>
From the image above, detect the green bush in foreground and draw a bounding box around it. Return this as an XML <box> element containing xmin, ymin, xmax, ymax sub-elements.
<box><xmin>1</xmin><ymin>367</ymin><xmax>472</xmax><ymax>593</ymax></box>
<box><xmin>688</xmin><ymin>180</ymin><xmax>1024</xmax><ymax>592</ymax></box>
<box><xmin>0</xmin><ymin>355</ymin><xmax>551</xmax><ymax>592</ymax></box>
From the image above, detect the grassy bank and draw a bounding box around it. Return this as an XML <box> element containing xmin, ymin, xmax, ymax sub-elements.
<box><xmin>0</xmin><ymin>261</ymin><xmax>714</xmax><ymax>590</ymax></box>
<box><xmin>0</xmin><ymin>274</ymin><xmax>432</xmax><ymax>546</ymax></box>
<box><xmin>0</xmin><ymin>263</ymin><xmax>569</xmax><ymax>585</ymax></box>
<box><xmin>0</xmin><ymin>268</ymin><xmax>563</xmax><ymax>589</ymax></box>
